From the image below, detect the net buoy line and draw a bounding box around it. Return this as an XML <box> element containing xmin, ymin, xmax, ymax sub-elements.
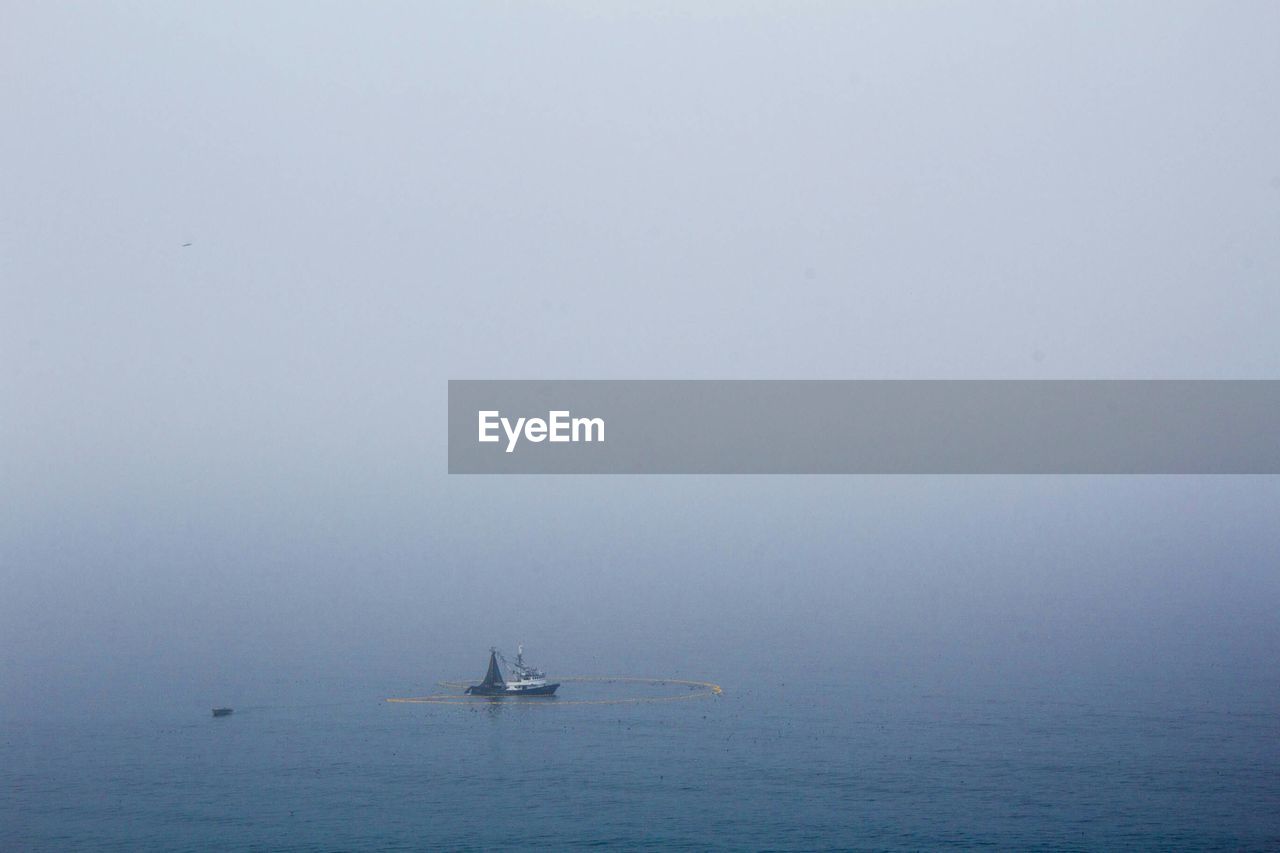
<box><xmin>387</xmin><ymin>676</ymin><xmax>723</xmax><ymax>706</ymax></box>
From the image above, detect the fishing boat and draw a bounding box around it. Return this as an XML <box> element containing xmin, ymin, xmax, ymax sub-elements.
<box><xmin>465</xmin><ymin>645</ymin><xmax>559</xmax><ymax>697</ymax></box>
<box><xmin>212</xmin><ymin>707</ymin><xmax>233</xmax><ymax>717</ymax></box>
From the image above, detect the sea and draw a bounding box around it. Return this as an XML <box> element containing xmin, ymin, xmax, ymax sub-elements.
<box><xmin>3</xmin><ymin>668</ymin><xmax>1278</xmax><ymax>850</ymax></box>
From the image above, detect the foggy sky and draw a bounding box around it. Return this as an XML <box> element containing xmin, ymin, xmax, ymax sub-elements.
<box><xmin>3</xmin><ymin>2</ymin><xmax>1279</xmax><ymax>716</ymax></box>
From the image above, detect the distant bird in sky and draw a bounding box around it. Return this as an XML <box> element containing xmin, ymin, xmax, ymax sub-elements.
<box><xmin>182</xmin><ymin>242</ymin><xmax>192</xmax><ymax>247</ymax></box>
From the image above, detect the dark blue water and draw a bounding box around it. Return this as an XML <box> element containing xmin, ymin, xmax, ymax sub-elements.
<box><xmin>4</xmin><ymin>674</ymin><xmax>1278</xmax><ymax>850</ymax></box>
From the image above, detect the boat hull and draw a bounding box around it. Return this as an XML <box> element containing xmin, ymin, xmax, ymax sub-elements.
<box><xmin>465</xmin><ymin>682</ymin><xmax>560</xmax><ymax>697</ymax></box>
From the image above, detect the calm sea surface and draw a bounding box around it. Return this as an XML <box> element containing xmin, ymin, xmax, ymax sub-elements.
<box><xmin>4</xmin><ymin>673</ymin><xmax>1278</xmax><ymax>850</ymax></box>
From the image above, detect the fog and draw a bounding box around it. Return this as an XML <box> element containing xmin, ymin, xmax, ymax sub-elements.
<box><xmin>4</xmin><ymin>2</ymin><xmax>1279</xmax><ymax>717</ymax></box>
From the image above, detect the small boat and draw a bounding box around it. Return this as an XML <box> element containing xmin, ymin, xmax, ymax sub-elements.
<box><xmin>465</xmin><ymin>645</ymin><xmax>559</xmax><ymax>697</ymax></box>
<box><xmin>212</xmin><ymin>707</ymin><xmax>233</xmax><ymax>717</ymax></box>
